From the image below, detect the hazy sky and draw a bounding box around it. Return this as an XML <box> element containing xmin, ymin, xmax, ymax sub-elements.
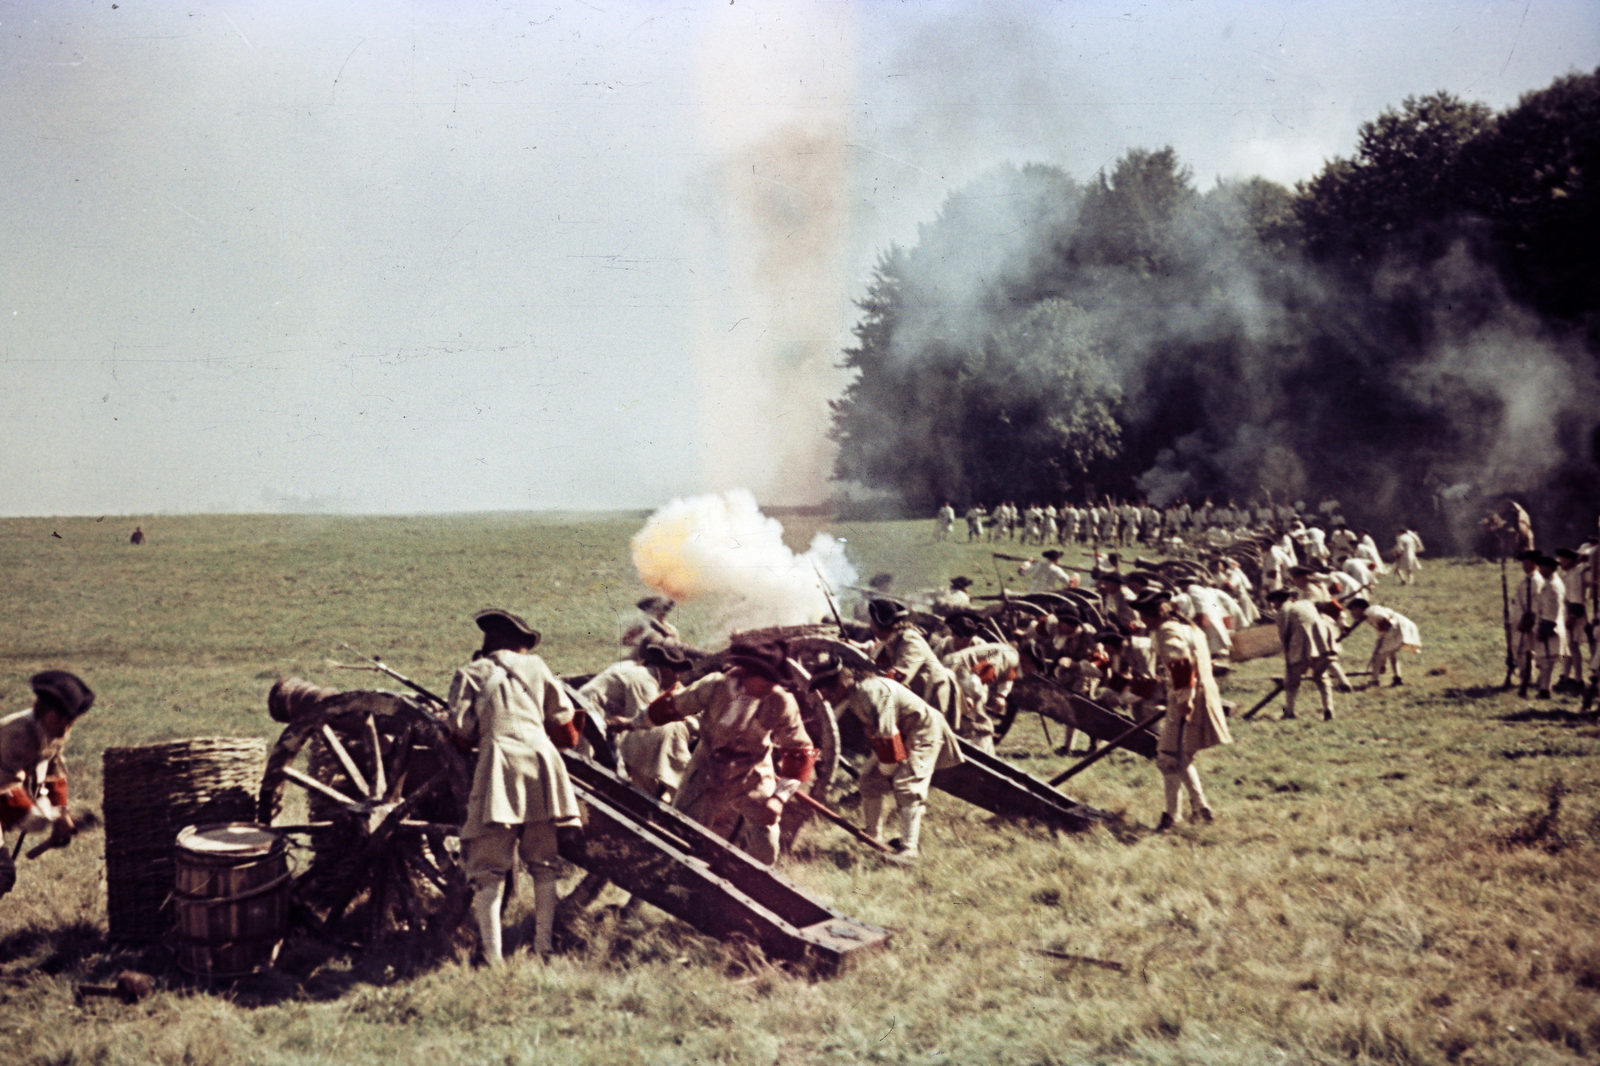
<box><xmin>3</xmin><ymin>0</ymin><xmax>1596</xmax><ymax>516</ymax></box>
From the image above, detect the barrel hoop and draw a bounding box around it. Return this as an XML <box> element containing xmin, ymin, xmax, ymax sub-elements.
<box><xmin>172</xmin><ymin>871</ymin><xmax>291</xmax><ymax>905</ymax></box>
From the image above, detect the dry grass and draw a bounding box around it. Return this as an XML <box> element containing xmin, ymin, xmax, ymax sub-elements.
<box><xmin>2</xmin><ymin>515</ymin><xmax>1598</xmax><ymax>1065</ymax></box>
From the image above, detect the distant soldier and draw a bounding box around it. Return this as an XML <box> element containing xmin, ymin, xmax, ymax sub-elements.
<box><xmin>1020</xmin><ymin>549</ymin><xmax>1074</xmax><ymax>594</ymax></box>
<box><xmin>1556</xmin><ymin>549</ymin><xmax>1589</xmax><ymax>693</ymax></box>
<box><xmin>810</xmin><ymin>666</ymin><xmax>964</xmax><ymax>859</ymax></box>
<box><xmin>1</xmin><ymin>671</ymin><xmax>95</xmax><ymax>898</ymax></box>
<box><xmin>129</xmin><ymin>526</ymin><xmax>144</xmax><ymax>546</ymax></box>
<box><xmin>965</xmin><ymin>505</ymin><xmax>986</xmax><ymax>542</ymax></box>
<box><xmin>1515</xmin><ymin>553</ymin><xmax>1567</xmax><ymax>699</ymax></box>
<box><xmin>936</xmin><ymin>503</ymin><xmax>955</xmax><ymax>541</ymax></box>
<box><xmin>621</xmin><ymin>596</ymin><xmax>679</xmax><ymax>654</ymax></box>
<box><xmin>1393</xmin><ymin>527</ymin><xmax>1425</xmax><ymax>585</ymax></box>
<box><xmin>446</xmin><ymin>609</ymin><xmax>583</xmax><ymax>963</ymax></box>
<box><xmin>928</xmin><ymin>576</ymin><xmax>975</xmax><ymax>616</ymax></box>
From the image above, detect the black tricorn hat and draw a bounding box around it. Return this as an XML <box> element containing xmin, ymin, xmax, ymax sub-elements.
<box><xmin>1041</xmin><ymin>549</ymin><xmax>1063</xmax><ymax>561</ymax></box>
<box><xmin>867</xmin><ymin>598</ymin><xmax>907</xmax><ymax>628</ymax></box>
<box><xmin>944</xmin><ymin>610</ymin><xmax>984</xmax><ymax>637</ymax></box>
<box><xmin>725</xmin><ymin>643</ymin><xmax>784</xmax><ymax>683</ymax></box>
<box><xmin>1517</xmin><ymin>549</ymin><xmax>1542</xmax><ymax>563</ymax></box>
<box><xmin>31</xmin><ymin>670</ymin><xmax>94</xmax><ymax>719</ymax></box>
<box><xmin>636</xmin><ymin>595</ymin><xmax>674</xmax><ymax>613</ymax></box>
<box><xmin>473</xmin><ymin>608</ymin><xmax>540</xmax><ymax>646</ymax></box>
<box><xmin>1265</xmin><ymin>588</ymin><xmax>1295</xmax><ymax>603</ymax></box>
<box><xmin>949</xmin><ymin>575</ymin><xmax>974</xmax><ymax>590</ymax></box>
<box><xmin>1555</xmin><ymin>548</ymin><xmax>1579</xmax><ymax>561</ymax></box>
<box><xmin>1131</xmin><ymin>590</ymin><xmax>1170</xmax><ymax>615</ymax></box>
<box><xmin>639</xmin><ymin>642</ymin><xmax>693</xmax><ymax>670</ymax></box>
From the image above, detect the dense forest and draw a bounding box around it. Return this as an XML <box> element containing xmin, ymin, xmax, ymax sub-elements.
<box><xmin>828</xmin><ymin>70</ymin><xmax>1600</xmax><ymax>548</ymax></box>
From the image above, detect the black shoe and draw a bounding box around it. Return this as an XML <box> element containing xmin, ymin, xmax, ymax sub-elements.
<box><xmin>1335</xmin><ymin>683</ymin><xmax>1354</xmax><ymax>694</ymax></box>
<box><xmin>1195</xmin><ymin>808</ymin><xmax>1215</xmax><ymax>824</ymax></box>
<box><xmin>1281</xmin><ymin>711</ymin><xmax>1297</xmax><ymax>720</ymax></box>
<box><xmin>1323</xmin><ymin>709</ymin><xmax>1334</xmax><ymax>721</ymax></box>
<box><xmin>1518</xmin><ymin>686</ymin><xmax>1529</xmax><ymax>699</ymax></box>
<box><xmin>1391</xmin><ymin>677</ymin><xmax>1404</xmax><ymax>687</ymax></box>
<box><xmin>1584</xmin><ymin>685</ymin><xmax>1598</xmax><ymax>712</ymax></box>
<box><xmin>1536</xmin><ymin>690</ymin><xmax>1551</xmax><ymax>700</ymax></box>
<box><xmin>1155</xmin><ymin>813</ymin><xmax>1174</xmax><ymax>832</ymax></box>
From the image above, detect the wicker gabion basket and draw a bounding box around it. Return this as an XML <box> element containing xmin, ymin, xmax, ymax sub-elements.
<box><xmin>102</xmin><ymin>738</ymin><xmax>267</xmax><ymax>943</ymax></box>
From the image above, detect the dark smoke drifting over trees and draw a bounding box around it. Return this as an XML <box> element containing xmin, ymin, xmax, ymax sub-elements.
<box><xmin>829</xmin><ymin>69</ymin><xmax>1600</xmax><ymax>549</ymax></box>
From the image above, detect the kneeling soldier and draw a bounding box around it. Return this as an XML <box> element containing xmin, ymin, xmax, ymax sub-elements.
<box><xmin>1</xmin><ymin>671</ymin><xmax>95</xmax><ymax>897</ymax></box>
<box><xmin>810</xmin><ymin>667</ymin><xmax>963</xmax><ymax>859</ymax></box>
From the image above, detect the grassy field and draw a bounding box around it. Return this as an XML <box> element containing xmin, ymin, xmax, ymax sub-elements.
<box><xmin>3</xmin><ymin>512</ymin><xmax>1599</xmax><ymax>1066</ymax></box>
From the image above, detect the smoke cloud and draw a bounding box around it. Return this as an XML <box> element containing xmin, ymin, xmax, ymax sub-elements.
<box><xmin>631</xmin><ymin>489</ymin><xmax>857</xmax><ymax>635</ymax></box>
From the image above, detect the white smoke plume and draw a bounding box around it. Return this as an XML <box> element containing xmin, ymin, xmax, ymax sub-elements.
<box><xmin>631</xmin><ymin>489</ymin><xmax>857</xmax><ymax>636</ymax></box>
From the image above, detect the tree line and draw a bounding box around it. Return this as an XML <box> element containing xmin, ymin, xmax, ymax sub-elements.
<box><xmin>828</xmin><ymin>69</ymin><xmax>1599</xmax><ymax>546</ymax></box>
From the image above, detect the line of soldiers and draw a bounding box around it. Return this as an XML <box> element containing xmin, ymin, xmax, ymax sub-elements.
<box><xmin>1508</xmin><ymin>547</ymin><xmax>1599</xmax><ymax>703</ymax></box>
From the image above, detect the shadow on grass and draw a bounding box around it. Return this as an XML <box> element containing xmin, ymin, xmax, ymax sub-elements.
<box><xmin>0</xmin><ymin>917</ymin><xmax>463</xmax><ymax>1008</ymax></box>
<box><xmin>1439</xmin><ymin>685</ymin><xmax>1513</xmax><ymax>701</ymax></box>
<box><xmin>1499</xmin><ymin>707</ymin><xmax>1600</xmax><ymax>725</ymax></box>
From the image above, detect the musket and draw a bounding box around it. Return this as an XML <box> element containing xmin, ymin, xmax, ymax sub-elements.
<box><xmin>334</xmin><ymin>641</ymin><xmax>449</xmax><ymax>707</ymax></box>
<box><xmin>812</xmin><ymin>563</ymin><xmax>846</xmax><ymax>630</ymax></box>
<box><xmin>788</xmin><ymin>790</ymin><xmax>901</xmax><ymax>858</ymax></box>
<box><xmin>1501</xmin><ymin>555</ymin><xmax>1516</xmax><ymax>689</ymax></box>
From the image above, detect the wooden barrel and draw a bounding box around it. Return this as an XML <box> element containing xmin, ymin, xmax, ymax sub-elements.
<box><xmin>172</xmin><ymin>823</ymin><xmax>289</xmax><ymax>978</ymax></box>
<box><xmin>103</xmin><ymin>738</ymin><xmax>266</xmax><ymax>942</ymax></box>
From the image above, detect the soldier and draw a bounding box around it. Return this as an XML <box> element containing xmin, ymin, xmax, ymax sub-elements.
<box><xmin>1393</xmin><ymin>527</ymin><xmax>1425</xmax><ymax>585</ymax></box>
<box><xmin>1133</xmin><ymin>592</ymin><xmax>1230</xmax><ymax>829</ymax></box>
<box><xmin>940</xmin><ymin>611</ymin><xmax>1018</xmax><ymax>753</ymax></box>
<box><xmin>869</xmin><ymin>599</ymin><xmax>960</xmax><ymax>727</ymax></box>
<box><xmin>1345</xmin><ymin>598</ymin><xmax>1421</xmax><ymax>686</ymax></box>
<box><xmin>1</xmin><ymin>671</ymin><xmax>94</xmax><ymax>898</ymax></box>
<box><xmin>621</xmin><ymin>596</ymin><xmax>680</xmax><ymax>653</ymax></box>
<box><xmin>1266</xmin><ymin>587</ymin><xmax>1341</xmax><ymax>721</ymax></box>
<box><xmin>446</xmin><ymin>609</ymin><xmax>583</xmax><ymax>963</ymax></box>
<box><xmin>928</xmin><ymin>576</ymin><xmax>975</xmax><ymax>616</ymax></box>
<box><xmin>965</xmin><ymin>505</ymin><xmax>986</xmax><ymax>542</ymax></box>
<box><xmin>1020</xmin><ymin>549</ymin><xmax>1075</xmax><ymax>594</ymax></box>
<box><xmin>936</xmin><ymin>502</ymin><xmax>955</xmax><ymax>541</ymax></box>
<box><xmin>585</xmin><ymin>642</ymin><xmax>696</xmax><ymax>801</ymax></box>
<box><xmin>646</xmin><ymin>644</ymin><xmax>816</xmax><ymax>865</ymax></box>
<box><xmin>810</xmin><ymin>666</ymin><xmax>963</xmax><ymax>859</ymax></box>
<box><xmin>1510</xmin><ymin>549</ymin><xmax>1570</xmax><ymax>699</ymax></box>
<box><xmin>128</xmin><ymin>526</ymin><xmax>144</xmax><ymax>545</ymax></box>
<box><xmin>1556</xmin><ymin>549</ymin><xmax>1589</xmax><ymax>693</ymax></box>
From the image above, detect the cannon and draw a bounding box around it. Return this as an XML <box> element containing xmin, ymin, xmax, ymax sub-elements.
<box><xmin>259</xmin><ymin>676</ymin><xmax>886</xmax><ymax>973</ymax></box>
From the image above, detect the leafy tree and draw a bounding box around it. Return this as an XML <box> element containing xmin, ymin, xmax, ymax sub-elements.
<box><xmin>1458</xmin><ymin>68</ymin><xmax>1600</xmax><ymax>324</ymax></box>
<box><xmin>1295</xmin><ymin>92</ymin><xmax>1494</xmax><ymax>265</ymax></box>
<box><xmin>1069</xmin><ymin>146</ymin><xmax>1196</xmax><ymax>274</ymax></box>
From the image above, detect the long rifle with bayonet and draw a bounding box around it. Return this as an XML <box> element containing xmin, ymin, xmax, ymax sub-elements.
<box><xmin>1501</xmin><ymin>551</ymin><xmax>1516</xmax><ymax>689</ymax></box>
<box><xmin>991</xmin><ymin>551</ymin><xmax>1096</xmax><ymax>574</ymax></box>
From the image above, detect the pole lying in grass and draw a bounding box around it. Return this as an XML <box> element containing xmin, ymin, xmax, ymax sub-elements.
<box><xmin>788</xmin><ymin>790</ymin><xmax>899</xmax><ymax>857</ymax></box>
<box><xmin>1047</xmin><ymin>710</ymin><xmax>1166</xmax><ymax>786</ymax></box>
<box><xmin>1240</xmin><ymin>679</ymin><xmax>1286</xmax><ymax>720</ymax></box>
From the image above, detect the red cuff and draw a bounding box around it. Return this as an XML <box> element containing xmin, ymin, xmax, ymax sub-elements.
<box><xmin>546</xmin><ymin>717</ymin><xmax>582</xmax><ymax>750</ymax></box>
<box><xmin>45</xmin><ymin>776</ymin><xmax>67</xmax><ymax>809</ymax></box>
<box><xmin>775</xmin><ymin>746</ymin><xmax>819</xmax><ymax>783</ymax></box>
<box><xmin>0</xmin><ymin>783</ymin><xmax>34</xmax><ymax>832</ymax></box>
<box><xmin>646</xmin><ymin>692</ymin><xmax>676</xmax><ymax>727</ymax></box>
<box><xmin>1169</xmin><ymin>661</ymin><xmax>1195</xmax><ymax>688</ymax></box>
<box><xmin>871</xmin><ymin>734</ymin><xmax>909</xmax><ymax>764</ymax></box>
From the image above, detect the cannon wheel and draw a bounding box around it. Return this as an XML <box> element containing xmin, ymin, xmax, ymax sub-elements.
<box><xmin>259</xmin><ymin>690</ymin><xmax>473</xmax><ymax>947</ymax></box>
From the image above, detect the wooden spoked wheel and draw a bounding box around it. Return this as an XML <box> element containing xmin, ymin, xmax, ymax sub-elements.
<box><xmin>258</xmin><ymin>690</ymin><xmax>472</xmax><ymax>946</ymax></box>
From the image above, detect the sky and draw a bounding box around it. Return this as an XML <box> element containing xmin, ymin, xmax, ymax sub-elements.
<box><xmin>2</xmin><ymin>0</ymin><xmax>1596</xmax><ymax>517</ymax></box>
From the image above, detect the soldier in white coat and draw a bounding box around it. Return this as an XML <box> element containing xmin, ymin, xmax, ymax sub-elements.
<box><xmin>1393</xmin><ymin>527</ymin><xmax>1425</xmax><ymax>585</ymax></box>
<box><xmin>1345</xmin><ymin>598</ymin><xmax>1421</xmax><ymax>686</ymax></box>
<box><xmin>1555</xmin><ymin>549</ymin><xmax>1589</xmax><ymax>692</ymax></box>
<box><xmin>1134</xmin><ymin>592</ymin><xmax>1231</xmax><ymax>829</ymax></box>
<box><xmin>1267</xmin><ymin>588</ymin><xmax>1341</xmax><ymax>720</ymax></box>
<box><xmin>1510</xmin><ymin>551</ymin><xmax>1565</xmax><ymax>698</ymax></box>
<box><xmin>447</xmin><ymin>609</ymin><xmax>583</xmax><ymax>963</ymax></box>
